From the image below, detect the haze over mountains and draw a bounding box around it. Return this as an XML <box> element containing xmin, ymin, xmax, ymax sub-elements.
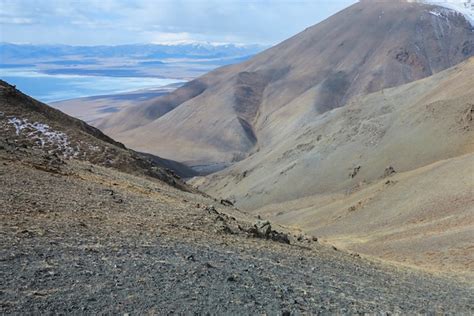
<box><xmin>0</xmin><ymin>42</ymin><xmax>264</xmax><ymax>80</ymax></box>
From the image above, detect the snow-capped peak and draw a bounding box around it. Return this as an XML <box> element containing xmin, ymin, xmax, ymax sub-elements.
<box><xmin>415</xmin><ymin>0</ymin><xmax>474</xmax><ymax>26</ymax></box>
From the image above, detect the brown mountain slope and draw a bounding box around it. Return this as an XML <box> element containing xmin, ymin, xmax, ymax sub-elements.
<box><xmin>0</xmin><ymin>80</ymin><xmax>196</xmax><ymax>186</ymax></box>
<box><xmin>3</xmin><ymin>86</ymin><xmax>473</xmax><ymax>313</ymax></box>
<box><xmin>191</xmin><ymin>57</ymin><xmax>474</xmax><ymax>274</ymax></box>
<box><xmin>2</xmin><ymin>130</ymin><xmax>473</xmax><ymax>313</ymax></box>
<box><xmin>197</xmin><ymin>58</ymin><xmax>474</xmax><ymax>209</ymax></box>
<box><xmin>98</xmin><ymin>0</ymin><xmax>473</xmax><ymax>169</ymax></box>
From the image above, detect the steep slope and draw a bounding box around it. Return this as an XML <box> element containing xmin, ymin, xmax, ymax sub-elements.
<box><xmin>256</xmin><ymin>152</ymin><xmax>474</xmax><ymax>276</ymax></box>
<box><xmin>193</xmin><ymin>57</ymin><xmax>474</xmax><ymax>274</ymax></box>
<box><xmin>2</xmin><ymin>89</ymin><xmax>473</xmax><ymax>313</ymax></box>
<box><xmin>2</xmin><ymin>143</ymin><xmax>473</xmax><ymax>314</ymax></box>
<box><xmin>199</xmin><ymin>58</ymin><xmax>474</xmax><ymax>208</ymax></box>
<box><xmin>415</xmin><ymin>0</ymin><xmax>474</xmax><ymax>26</ymax></box>
<box><xmin>98</xmin><ymin>0</ymin><xmax>474</xmax><ymax>169</ymax></box>
<box><xmin>0</xmin><ymin>80</ymin><xmax>195</xmax><ymax>183</ymax></box>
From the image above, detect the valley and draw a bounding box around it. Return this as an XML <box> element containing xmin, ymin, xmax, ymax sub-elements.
<box><xmin>1</xmin><ymin>0</ymin><xmax>473</xmax><ymax>313</ymax></box>
<box><xmin>91</xmin><ymin>0</ymin><xmax>474</xmax><ymax>277</ymax></box>
<box><xmin>0</xmin><ymin>82</ymin><xmax>472</xmax><ymax>313</ymax></box>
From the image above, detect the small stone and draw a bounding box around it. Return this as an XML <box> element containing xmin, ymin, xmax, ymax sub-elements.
<box><xmin>204</xmin><ymin>262</ymin><xmax>215</xmax><ymax>269</ymax></box>
<box><xmin>255</xmin><ymin>220</ymin><xmax>272</xmax><ymax>236</ymax></box>
<box><xmin>350</xmin><ymin>166</ymin><xmax>361</xmax><ymax>178</ymax></box>
<box><xmin>221</xmin><ymin>224</ymin><xmax>234</xmax><ymax>234</ymax></box>
<box><xmin>294</xmin><ymin>297</ymin><xmax>305</xmax><ymax>305</ymax></box>
<box><xmin>205</xmin><ymin>205</ymin><xmax>218</xmax><ymax>214</ymax></box>
<box><xmin>384</xmin><ymin>165</ymin><xmax>396</xmax><ymax>177</ymax></box>
<box><xmin>220</xmin><ymin>199</ymin><xmax>234</xmax><ymax>207</ymax></box>
<box><xmin>103</xmin><ymin>189</ymin><xmax>114</xmax><ymax>196</ymax></box>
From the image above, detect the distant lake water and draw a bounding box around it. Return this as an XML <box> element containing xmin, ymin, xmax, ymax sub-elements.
<box><xmin>0</xmin><ymin>68</ymin><xmax>185</xmax><ymax>103</ymax></box>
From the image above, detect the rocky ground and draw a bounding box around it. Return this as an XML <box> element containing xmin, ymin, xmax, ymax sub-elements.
<box><xmin>1</xmin><ymin>146</ymin><xmax>473</xmax><ymax>314</ymax></box>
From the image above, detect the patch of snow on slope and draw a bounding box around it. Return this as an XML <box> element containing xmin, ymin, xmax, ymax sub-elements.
<box><xmin>7</xmin><ymin>117</ymin><xmax>78</xmax><ymax>157</ymax></box>
<box><xmin>429</xmin><ymin>10</ymin><xmax>444</xmax><ymax>17</ymax></box>
<box><xmin>421</xmin><ymin>1</ymin><xmax>474</xmax><ymax>26</ymax></box>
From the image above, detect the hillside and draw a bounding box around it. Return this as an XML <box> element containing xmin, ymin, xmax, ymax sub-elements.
<box><xmin>98</xmin><ymin>0</ymin><xmax>474</xmax><ymax>170</ymax></box>
<box><xmin>0</xmin><ymin>80</ymin><xmax>195</xmax><ymax>181</ymax></box>
<box><xmin>1</xmin><ymin>86</ymin><xmax>473</xmax><ymax>313</ymax></box>
<box><xmin>193</xmin><ymin>57</ymin><xmax>474</xmax><ymax>275</ymax></box>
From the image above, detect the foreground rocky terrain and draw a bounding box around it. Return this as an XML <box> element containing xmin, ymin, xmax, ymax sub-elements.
<box><xmin>1</xmin><ymin>144</ymin><xmax>473</xmax><ymax>314</ymax></box>
<box><xmin>1</xmin><ymin>82</ymin><xmax>473</xmax><ymax>313</ymax></box>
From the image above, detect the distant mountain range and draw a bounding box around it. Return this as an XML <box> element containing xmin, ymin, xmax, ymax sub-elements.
<box><xmin>0</xmin><ymin>42</ymin><xmax>266</xmax><ymax>67</ymax></box>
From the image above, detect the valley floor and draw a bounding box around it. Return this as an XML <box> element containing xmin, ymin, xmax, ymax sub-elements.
<box><xmin>1</xmin><ymin>148</ymin><xmax>473</xmax><ymax>314</ymax></box>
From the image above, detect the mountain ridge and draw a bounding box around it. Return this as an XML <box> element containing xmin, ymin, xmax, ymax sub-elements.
<box><xmin>0</xmin><ymin>80</ymin><xmax>196</xmax><ymax>183</ymax></box>
<box><xmin>1</xmin><ymin>82</ymin><xmax>473</xmax><ymax>314</ymax></box>
<box><xmin>98</xmin><ymin>0</ymin><xmax>474</xmax><ymax>169</ymax></box>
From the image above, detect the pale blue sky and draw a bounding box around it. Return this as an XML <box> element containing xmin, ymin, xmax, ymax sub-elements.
<box><xmin>0</xmin><ymin>0</ymin><xmax>357</xmax><ymax>45</ymax></box>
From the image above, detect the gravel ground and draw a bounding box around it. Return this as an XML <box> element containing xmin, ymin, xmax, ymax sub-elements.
<box><xmin>1</xmin><ymin>149</ymin><xmax>473</xmax><ymax>314</ymax></box>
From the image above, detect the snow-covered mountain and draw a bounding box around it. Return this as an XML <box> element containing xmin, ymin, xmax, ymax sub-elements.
<box><xmin>415</xmin><ymin>0</ymin><xmax>474</xmax><ymax>25</ymax></box>
<box><xmin>0</xmin><ymin>42</ymin><xmax>266</xmax><ymax>61</ymax></box>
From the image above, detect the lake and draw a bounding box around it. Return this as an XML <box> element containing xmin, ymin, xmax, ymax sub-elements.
<box><xmin>0</xmin><ymin>68</ymin><xmax>185</xmax><ymax>103</ymax></box>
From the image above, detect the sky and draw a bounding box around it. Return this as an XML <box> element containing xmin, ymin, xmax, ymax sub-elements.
<box><xmin>0</xmin><ymin>0</ymin><xmax>357</xmax><ymax>46</ymax></box>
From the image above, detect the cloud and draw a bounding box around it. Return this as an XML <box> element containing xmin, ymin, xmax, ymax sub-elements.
<box><xmin>0</xmin><ymin>16</ymin><xmax>36</xmax><ymax>25</ymax></box>
<box><xmin>147</xmin><ymin>32</ymin><xmax>194</xmax><ymax>44</ymax></box>
<box><xmin>0</xmin><ymin>0</ymin><xmax>357</xmax><ymax>45</ymax></box>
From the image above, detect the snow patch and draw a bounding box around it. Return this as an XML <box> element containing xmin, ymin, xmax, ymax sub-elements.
<box><xmin>429</xmin><ymin>10</ymin><xmax>444</xmax><ymax>17</ymax></box>
<box><xmin>6</xmin><ymin>117</ymin><xmax>76</xmax><ymax>157</ymax></box>
<box><xmin>420</xmin><ymin>1</ymin><xmax>474</xmax><ymax>26</ymax></box>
